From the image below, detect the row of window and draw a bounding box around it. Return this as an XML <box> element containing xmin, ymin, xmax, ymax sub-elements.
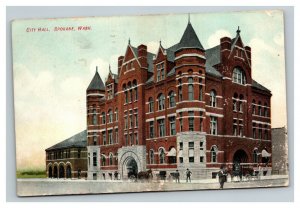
<box><xmin>123</xmin><ymin>80</ymin><xmax>138</xmax><ymax>104</ymax></box>
<box><xmin>89</xmin><ymin>152</ymin><xmax>117</xmax><ymax>167</ymax></box>
<box><xmin>91</xmin><ymin>109</ymin><xmax>118</xmax><ymax>125</ymax></box>
<box><xmin>124</xmin><ymin>109</ymin><xmax>138</xmax><ymax>129</ymax></box>
<box><xmin>252</xmin><ymin>100</ymin><xmax>269</xmax><ymax>117</ymax></box>
<box><xmin>47</xmin><ymin>149</ymin><xmax>81</xmax><ymax>160</ymax></box>
<box><xmin>92</xmin><ymin>129</ymin><xmax>119</xmax><ymax>146</ymax></box>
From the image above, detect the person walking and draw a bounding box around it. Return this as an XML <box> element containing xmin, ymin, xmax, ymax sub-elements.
<box><xmin>186</xmin><ymin>168</ymin><xmax>192</xmax><ymax>182</ymax></box>
<box><xmin>175</xmin><ymin>169</ymin><xmax>180</xmax><ymax>183</ymax></box>
<box><xmin>218</xmin><ymin>165</ymin><xmax>227</xmax><ymax>189</ymax></box>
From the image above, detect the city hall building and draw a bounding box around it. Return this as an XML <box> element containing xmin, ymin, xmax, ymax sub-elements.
<box><xmin>85</xmin><ymin>20</ymin><xmax>272</xmax><ymax>180</ymax></box>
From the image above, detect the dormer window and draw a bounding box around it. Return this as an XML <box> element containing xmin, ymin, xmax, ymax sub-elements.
<box><xmin>156</xmin><ymin>63</ymin><xmax>165</xmax><ymax>81</ymax></box>
<box><xmin>107</xmin><ymin>84</ymin><xmax>113</xmax><ymax>100</ymax></box>
<box><xmin>232</xmin><ymin>67</ymin><xmax>246</xmax><ymax>85</ymax></box>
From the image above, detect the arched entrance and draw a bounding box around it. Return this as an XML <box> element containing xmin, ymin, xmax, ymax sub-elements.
<box><xmin>53</xmin><ymin>166</ymin><xmax>58</xmax><ymax>178</ymax></box>
<box><xmin>48</xmin><ymin>166</ymin><xmax>53</xmax><ymax>178</ymax></box>
<box><xmin>233</xmin><ymin>149</ymin><xmax>248</xmax><ymax>164</ymax></box>
<box><xmin>66</xmin><ymin>165</ymin><xmax>72</xmax><ymax>179</ymax></box>
<box><xmin>126</xmin><ymin>158</ymin><xmax>138</xmax><ymax>179</ymax></box>
<box><xmin>59</xmin><ymin>165</ymin><xmax>65</xmax><ymax>178</ymax></box>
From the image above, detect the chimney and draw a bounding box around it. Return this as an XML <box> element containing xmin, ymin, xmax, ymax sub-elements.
<box><xmin>118</xmin><ymin>56</ymin><xmax>124</xmax><ymax>75</ymax></box>
<box><xmin>220</xmin><ymin>37</ymin><xmax>231</xmax><ymax>62</ymax></box>
<box><xmin>138</xmin><ymin>44</ymin><xmax>147</xmax><ymax>68</ymax></box>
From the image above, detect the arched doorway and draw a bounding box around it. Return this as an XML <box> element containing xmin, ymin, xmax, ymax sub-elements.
<box><xmin>123</xmin><ymin>157</ymin><xmax>138</xmax><ymax>179</ymax></box>
<box><xmin>48</xmin><ymin>166</ymin><xmax>53</xmax><ymax>178</ymax></box>
<box><xmin>59</xmin><ymin>165</ymin><xmax>65</xmax><ymax>178</ymax></box>
<box><xmin>233</xmin><ymin>149</ymin><xmax>248</xmax><ymax>164</ymax></box>
<box><xmin>53</xmin><ymin>166</ymin><xmax>58</xmax><ymax>178</ymax></box>
<box><xmin>66</xmin><ymin>165</ymin><xmax>72</xmax><ymax>179</ymax></box>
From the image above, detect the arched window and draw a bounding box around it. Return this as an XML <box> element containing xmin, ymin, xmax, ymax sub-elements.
<box><xmin>108</xmin><ymin>109</ymin><xmax>113</xmax><ymax>123</ymax></box>
<box><xmin>148</xmin><ymin>97</ymin><xmax>154</xmax><ymax>112</ymax></box>
<box><xmin>128</xmin><ymin>82</ymin><xmax>132</xmax><ymax>103</ymax></box>
<box><xmin>253</xmin><ymin>148</ymin><xmax>258</xmax><ymax>163</ymax></box>
<box><xmin>101</xmin><ymin>112</ymin><xmax>106</xmax><ymax>124</ymax></box>
<box><xmin>109</xmin><ymin>153</ymin><xmax>113</xmax><ymax>166</ymax></box>
<box><xmin>158</xmin><ymin>93</ymin><xmax>165</xmax><ymax>110</ymax></box>
<box><xmin>169</xmin><ymin>91</ymin><xmax>175</xmax><ymax>108</ymax></box>
<box><xmin>149</xmin><ymin>149</ymin><xmax>154</xmax><ymax>164</ymax></box>
<box><xmin>159</xmin><ymin>148</ymin><xmax>165</xmax><ymax>164</ymax></box>
<box><xmin>211</xmin><ymin>146</ymin><xmax>218</xmax><ymax>163</ymax></box>
<box><xmin>210</xmin><ymin>90</ymin><xmax>217</xmax><ymax>107</ymax></box>
<box><xmin>188</xmin><ymin>77</ymin><xmax>194</xmax><ymax>100</ymax></box>
<box><xmin>101</xmin><ymin>155</ymin><xmax>106</xmax><ymax>166</ymax></box>
<box><xmin>232</xmin><ymin>67</ymin><xmax>246</xmax><ymax>85</ymax></box>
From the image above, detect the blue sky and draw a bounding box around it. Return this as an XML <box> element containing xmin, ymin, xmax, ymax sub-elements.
<box><xmin>12</xmin><ymin>10</ymin><xmax>286</xmax><ymax>169</ymax></box>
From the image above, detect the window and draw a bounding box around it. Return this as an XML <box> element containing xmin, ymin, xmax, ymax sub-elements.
<box><xmin>200</xmin><ymin>156</ymin><xmax>204</xmax><ymax>163</ymax></box>
<box><xmin>179</xmin><ymin>142</ymin><xmax>183</xmax><ymax>150</ymax></box>
<box><xmin>157</xmin><ymin>65</ymin><xmax>161</xmax><ymax>81</ymax></box>
<box><xmin>158</xmin><ymin>119</ymin><xmax>165</xmax><ymax>137</ymax></box>
<box><xmin>108</xmin><ymin>110</ymin><xmax>113</xmax><ymax>123</ymax></box>
<box><xmin>93</xmin><ymin>133</ymin><xmax>97</xmax><ymax>145</ymax></box>
<box><xmin>158</xmin><ymin>94</ymin><xmax>165</xmax><ymax>110</ymax></box>
<box><xmin>199</xmin><ymin>79</ymin><xmax>203</xmax><ymax>101</ymax></box>
<box><xmin>188</xmin><ymin>142</ymin><xmax>194</xmax><ymax>163</ymax></box>
<box><xmin>149</xmin><ymin>121</ymin><xmax>154</xmax><ymax>138</ymax></box>
<box><xmin>108</xmin><ymin>130</ymin><xmax>113</xmax><ymax>144</ymax></box>
<box><xmin>134</xmin><ymin>110</ymin><xmax>138</xmax><ymax>127</ymax></box>
<box><xmin>133</xmin><ymin>80</ymin><xmax>138</xmax><ymax>101</ymax></box>
<box><xmin>148</xmin><ymin>97</ymin><xmax>154</xmax><ymax>112</ymax></box>
<box><xmin>149</xmin><ymin>150</ymin><xmax>154</xmax><ymax>164</ymax></box>
<box><xmin>239</xmin><ymin>95</ymin><xmax>244</xmax><ymax>112</ymax></box>
<box><xmin>130</xmin><ymin>134</ymin><xmax>134</xmax><ymax>146</ymax></box>
<box><xmin>107</xmin><ymin>84</ymin><xmax>113</xmax><ymax>100</ymax></box>
<box><xmin>264</xmin><ymin>129</ymin><xmax>268</xmax><ymax>140</ymax></box>
<box><xmin>115</xmin><ymin>129</ymin><xmax>118</xmax><ymax>143</ymax></box>
<box><xmin>188</xmin><ymin>77</ymin><xmax>194</xmax><ymax>100</ymax></box>
<box><xmin>92</xmin><ymin>109</ymin><xmax>98</xmax><ymax>125</ymax></box>
<box><xmin>188</xmin><ymin>111</ymin><xmax>194</xmax><ymax>131</ymax></box>
<box><xmin>102</xmin><ymin>132</ymin><xmax>106</xmax><ymax>145</ymax></box>
<box><xmin>210</xmin><ymin>116</ymin><xmax>217</xmax><ymax>135</ymax></box>
<box><xmin>88</xmin><ymin>153</ymin><xmax>90</xmax><ymax>166</ymax></box>
<box><xmin>258</xmin><ymin>102</ymin><xmax>262</xmax><ymax>116</ymax></box>
<box><xmin>125</xmin><ymin>134</ymin><xmax>128</xmax><ymax>146</ymax></box>
<box><xmin>200</xmin><ymin>117</ymin><xmax>203</xmax><ymax>132</ymax></box>
<box><xmin>210</xmin><ymin>90</ymin><xmax>217</xmax><ymax>107</ymax></box>
<box><xmin>253</xmin><ymin>149</ymin><xmax>258</xmax><ymax>163</ymax></box>
<box><xmin>157</xmin><ymin>63</ymin><xmax>165</xmax><ymax>81</ymax></box>
<box><xmin>179</xmin><ymin>112</ymin><xmax>183</xmax><ymax>132</ymax></box>
<box><xmin>124</xmin><ymin>115</ymin><xmax>128</xmax><ymax>129</ymax></box>
<box><xmin>232</xmin><ymin>67</ymin><xmax>246</xmax><ymax>85</ymax></box>
<box><xmin>233</xmin><ymin>100</ymin><xmax>237</xmax><ymax>111</ymax></box>
<box><xmin>129</xmin><ymin>114</ymin><xmax>133</xmax><ymax>128</ymax></box>
<box><xmin>252</xmin><ymin>100</ymin><xmax>256</xmax><ymax>115</ymax></box>
<box><xmin>169</xmin><ymin>91</ymin><xmax>175</xmax><ymax>108</ymax></box>
<box><xmin>93</xmin><ymin>152</ymin><xmax>97</xmax><ymax>166</ymax></box>
<box><xmin>239</xmin><ymin>126</ymin><xmax>243</xmax><ymax>137</ymax></box>
<box><xmin>233</xmin><ymin>123</ymin><xmax>237</xmax><ymax>136</ymax></box>
<box><xmin>115</xmin><ymin>109</ymin><xmax>118</xmax><ymax>121</ymax></box>
<box><xmin>135</xmin><ymin>133</ymin><xmax>138</xmax><ymax>145</ymax></box>
<box><xmin>101</xmin><ymin>155</ymin><xmax>106</xmax><ymax>166</ymax></box>
<box><xmin>258</xmin><ymin>125</ymin><xmax>262</xmax><ymax>139</ymax></box>
<box><xmin>159</xmin><ymin>148</ymin><xmax>165</xmax><ymax>164</ymax></box>
<box><xmin>77</xmin><ymin>149</ymin><xmax>81</xmax><ymax>158</ymax></box>
<box><xmin>178</xmin><ymin>79</ymin><xmax>182</xmax><ymax>101</ymax></box>
<box><xmin>252</xmin><ymin>123</ymin><xmax>256</xmax><ymax>138</ymax></box>
<box><xmin>200</xmin><ymin>141</ymin><xmax>204</xmax><ymax>150</ymax></box>
<box><xmin>211</xmin><ymin>146</ymin><xmax>218</xmax><ymax>163</ymax></box>
<box><xmin>264</xmin><ymin>104</ymin><xmax>268</xmax><ymax>117</ymax></box>
<box><xmin>101</xmin><ymin>112</ymin><xmax>106</xmax><ymax>124</ymax></box>
<box><xmin>169</xmin><ymin>117</ymin><xmax>176</xmax><ymax>135</ymax></box>
<box><xmin>124</xmin><ymin>91</ymin><xmax>128</xmax><ymax>104</ymax></box>
<box><xmin>109</xmin><ymin>153</ymin><xmax>113</xmax><ymax>165</ymax></box>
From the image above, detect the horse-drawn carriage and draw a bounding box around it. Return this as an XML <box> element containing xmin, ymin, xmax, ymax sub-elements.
<box><xmin>128</xmin><ymin>169</ymin><xmax>153</xmax><ymax>182</ymax></box>
<box><xmin>228</xmin><ymin>163</ymin><xmax>260</xmax><ymax>182</ymax></box>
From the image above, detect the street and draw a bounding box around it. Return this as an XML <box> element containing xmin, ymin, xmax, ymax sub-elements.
<box><xmin>17</xmin><ymin>175</ymin><xmax>289</xmax><ymax>196</ymax></box>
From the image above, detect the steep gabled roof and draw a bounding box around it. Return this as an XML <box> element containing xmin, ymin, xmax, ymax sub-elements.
<box><xmin>45</xmin><ymin>130</ymin><xmax>87</xmax><ymax>151</ymax></box>
<box><xmin>131</xmin><ymin>46</ymin><xmax>155</xmax><ymax>73</ymax></box>
<box><xmin>252</xmin><ymin>80</ymin><xmax>271</xmax><ymax>92</ymax></box>
<box><xmin>87</xmin><ymin>69</ymin><xmax>105</xmax><ymax>91</ymax></box>
<box><xmin>176</xmin><ymin>22</ymin><xmax>204</xmax><ymax>51</ymax></box>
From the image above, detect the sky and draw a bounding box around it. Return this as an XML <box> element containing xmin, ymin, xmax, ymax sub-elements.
<box><xmin>12</xmin><ymin>10</ymin><xmax>286</xmax><ymax>170</ymax></box>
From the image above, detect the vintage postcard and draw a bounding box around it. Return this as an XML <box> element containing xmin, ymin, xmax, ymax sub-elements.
<box><xmin>12</xmin><ymin>10</ymin><xmax>288</xmax><ymax>196</ymax></box>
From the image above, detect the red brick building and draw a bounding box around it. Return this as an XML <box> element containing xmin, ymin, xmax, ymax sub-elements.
<box><xmin>86</xmin><ymin>21</ymin><xmax>272</xmax><ymax>180</ymax></box>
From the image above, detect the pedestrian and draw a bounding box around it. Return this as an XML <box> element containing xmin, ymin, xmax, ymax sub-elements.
<box><xmin>218</xmin><ymin>165</ymin><xmax>227</xmax><ymax>189</ymax></box>
<box><xmin>175</xmin><ymin>169</ymin><xmax>180</xmax><ymax>183</ymax></box>
<box><xmin>186</xmin><ymin>168</ymin><xmax>192</xmax><ymax>182</ymax></box>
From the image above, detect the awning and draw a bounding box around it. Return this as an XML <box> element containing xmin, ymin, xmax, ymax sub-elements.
<box><xmin>178</xmin><ymin>150</ymin><xmax>183</xmax><ymax>157</ymax></box>
<box><xmin>167</xmin><ymin>147</ymin><xmax>176</xmax><ymax>157</ymax></box>
<box><xmin>262</xmin><ymin>149</ymin><xmax>271</xmax><ymax>157</ymax></box>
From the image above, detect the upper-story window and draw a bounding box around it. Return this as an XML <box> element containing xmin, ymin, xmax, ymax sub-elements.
<box><xmin>148</xmin><ymin>97</ymin><xmax>154</xmax><ymax>112</ymax></box>
<box><xmin>232</xmin><ymin>67</ymin><xmax>246</xmax><ymax>85</ymax></box>
<box><xmin>178</xmin><ymin>79</ymin><xmax>183</xmax><ymax>102</ymax></box>
<box><xmin>159</xmin><ymin>148</ymin><xmax>165</xmax><ymax>164</ymax></box>
<box><xmin>258</xmin><ymin>101</ymin><xmax>262</xmax><ymax>116</ymax></box>
<box><xmin>169</xmin><ymin>91</ymin><xmax>175</xmax><ymax>108</ymax></box>
<box><xmin>169</xmin><ymin>116</ymin><xmax>176</xmax><ymax>135</ymax></box>
<box><xmin>108</xmin><ymin>109</ymin><xmax>113</xmax><ymax>123</ymax></box>
<box><xmin>115</xmin><ymin>108</ymin><xmax>118</xmax><ymax>121</ymax></box>
<box><xmin>188</xmin><ymin>111</ymin><xmax>194</xmax><ymax>131</ymax></box>
<box><xmin>264</xmin><ymin>103</ymin><xmax>268</xmax><ymax>117</ymax></box>
<box><xmin>133</xmin><ymin>80</ymin><xmax>138</xmax><ymax>101</ymax></box>
<box><xmin>209</xmin><ymin>90</ymin><xmax>217</xmax><ymax>107</ymax></box>
<box><xmin>157</xmin><ymin>63</ymin><xmax>165</xmax><ymax>81</ymax></box>
<box><xmin>92</xmin><ymin>109</ymin><xmax>98</xmax><ymax>125</ymax></box>
<box><xmin>253</xmin><ymin>148</ymin><xmax>258</xmax><ymax>163</ymax></box>
<box><xmin>149</xmin><ymin>149</ymin><xmax>155</xmax><ymax>164</ymax></box>
<box><xmin>210</xmin><ymin>116</ymin><xmax>217</xmax><ymax>135</ymax></box>
<box><xmin>107</xmin><ymin>84</ymin><xmax>113</xmax><ymax>100</ymax></box>
<box><xmin>188</xmin><ymin>77</ymin><xmax>194</xmax><ymax>100</ymax></box>
<box><xmin>252</xmin><ymin>99</ymin><xmax>256</xmax><ymax>115</ymax></box>
<box><xmin>211</xmin><ymin>145</ymin><xmax>218</xmax><ymax>163</ymax></box>
<box><xmin>158</xmin><ymin>119</ymin><xmax>165</xmax><ymax>137</ymax></box>
<box><xmin>109</xmin><ymin>153</ymin><xmax>113</xmax><ymax>166</ymax></box>
<box><xmin>158</xmin><ymin>93</ymin><xmax>165</xmax><ymax>111</ymax></box>
<box><xmin>199</xmin><ymin>78</ymin><xmax>203</xmax><ymax>101</ymax></box>
<box><xmin>101</xmin><ymin>112</ymin><xmax>106</xmax><ymax>124</ymax></box>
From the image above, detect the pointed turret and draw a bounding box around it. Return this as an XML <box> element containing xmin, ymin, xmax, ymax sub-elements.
<box><xmin>176</xmin><ymin>22</ymin><xmax>204</xmax><ymax>51</ymax></box>
<box><xmin>87</xmin><ymin>66</ymin><xmax>105</xmax><ymax>91</ymax></box>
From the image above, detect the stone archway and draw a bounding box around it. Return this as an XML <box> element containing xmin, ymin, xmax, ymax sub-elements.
<box><xmin>233</xmin><ymin>149</ymin><xmax>248</xmax><ymax>164</ymax></box>
<box><xmin>66</xmin><ymin>165</ymin><xmax>72</xmax><ymax>179</ymax></box>
<box><xmin>48</xmin><ymin>166</ymin><xmax>53</xmax><ymax>178</ymax></box>
<box><xmin>118</xmin><ymin>151</ymin><xmax>143</xmax><ymax>180</ymax></box>
<box><xmin>53</xmin><ymin>166</ymin><xmax>58</xmax><ymax>178</ymax></box>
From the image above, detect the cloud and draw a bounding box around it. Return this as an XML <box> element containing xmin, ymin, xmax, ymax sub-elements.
<box><xmin>146</xmin><ymin>41</ymin><xmax>160</xmax><ymax>54</ymax></box>
<box><xmin>207</xmin><ymin>29</ymin><xmax>231</xmax><ymax>48</ymax></box>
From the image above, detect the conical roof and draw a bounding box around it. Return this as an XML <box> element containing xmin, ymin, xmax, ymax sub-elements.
<box><xmin>87</xmin><ymin>69</ymin><xmax>105</xmax><ymax>91</ymax></box>
<box><xmin>176</xmin><ymin>22</ymin><xmax>204</xmax><ymax>51</ymax></box>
